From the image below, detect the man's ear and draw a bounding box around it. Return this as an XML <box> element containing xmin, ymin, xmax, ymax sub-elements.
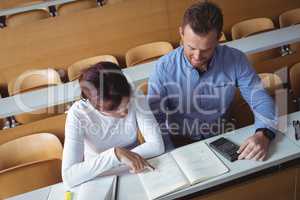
<box><xmin>179</xmin><ymin>26</ymin><xmax>184</xmax><ymax>45</ymax></box>
<box><xmin>217</xmin><ymin>31</ymin><xmax>222</xmax><ymax>41</ymax></box>
<box><xmin>179</xmin><ymin>26</ymin><xmax>184</xmax><ymax>38</ymax></box>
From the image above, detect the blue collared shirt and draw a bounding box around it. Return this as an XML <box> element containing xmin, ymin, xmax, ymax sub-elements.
<box><xmin>148</xmin><ymin>45</ymin><xmax>277</xmax><ymax>142</ymax></box>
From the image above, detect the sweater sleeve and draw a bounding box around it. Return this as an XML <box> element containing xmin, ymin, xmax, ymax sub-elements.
<box><xmin>62</xmin><ymin>104</ymin><xmax>120</xmax><ymax>189</ymax></box>
<box><xmin>130</xmin><ymin>92</ymin><xmax>165</xmax><ymax>158</ymax></box>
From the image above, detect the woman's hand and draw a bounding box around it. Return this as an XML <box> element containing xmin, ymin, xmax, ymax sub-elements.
<box><xmin>115</xmin><ymin>147</ymin><xmax>154</xmax><ymax>173</ymax></box>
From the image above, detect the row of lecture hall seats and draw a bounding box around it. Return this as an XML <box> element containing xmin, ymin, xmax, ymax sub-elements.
<box><xmin>1</xmin><ymin>4</ymin><xmax>300</xmax><ymax>128</ymax></box>
<box><xmin>2</xmin><ymin>55</ymin><xmax>300</xmax><ymax>129</ymax></box>
<box><xmin>0</xmin><ymin>0</ymin><xmax>123</xmax><ymax>28</ymax></box>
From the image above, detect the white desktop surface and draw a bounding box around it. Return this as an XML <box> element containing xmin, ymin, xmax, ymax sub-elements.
<box><xmin>0</xmin><ymin>0</ymin><xmax>77</xmax><ymax>16</ymax></box>
<box><xmin>5</xmin><ymin>186</ymin><xmax>51</xmax><ymax>200</ymax></box>
<box><xmin>117</xmin><ymin>119</ymin><xmax>300</xmax><ymax>200</ymax></box>
<box><xmin>6</xmin><ymin>176</ymin><xmax>116</xmax><ymax>200</ymax></box>
<box><xmin>7</xmin><ymin>112</ymin><xmax>300</xmax><ymax>200</ymax></box>
<box><xmin>279</xmin><ymin>111</ymin><xmax>300</xmax><ymax>147</ymax></box>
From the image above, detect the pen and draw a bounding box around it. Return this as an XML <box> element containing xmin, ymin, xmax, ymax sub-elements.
<box><xmin>65</xmin><ymin>191</ymin><xmax>72</xmax><ymax>200</ymax></box>
<box><xmin>147</xmin><ymin>164</ymin><xmax>155</xmax><ymax>172</ymax></box>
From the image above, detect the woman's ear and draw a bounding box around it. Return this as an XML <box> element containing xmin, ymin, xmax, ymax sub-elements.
<box><xmin>79</xmin><ymin>80</ymin><xmax>96</xmax><ymax>100</ymax></box>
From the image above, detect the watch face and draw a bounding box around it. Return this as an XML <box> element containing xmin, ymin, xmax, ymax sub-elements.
<box><xmin>256</xmin><ymin>128</ymin><xmax>275</xmax><ymax>141</ymax></box>
<box><xmin>263</xmin><ymin>129</ymin><xmax>275</xmax><ymax>141</ymax></box>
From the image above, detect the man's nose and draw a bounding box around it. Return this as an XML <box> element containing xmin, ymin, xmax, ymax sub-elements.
<box><xmin>193</xmin><ymin>50</ymin><xmax>201</xmax><ymax>60</ymax></box>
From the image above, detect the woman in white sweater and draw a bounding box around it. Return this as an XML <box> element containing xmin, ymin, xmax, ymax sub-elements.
<box><xmin>62</xmin><ymin>62</ymin><xmax>165</xmax><ymax>188</ymax></box>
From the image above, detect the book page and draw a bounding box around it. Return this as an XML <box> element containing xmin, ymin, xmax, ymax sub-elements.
<box><xmin>138</xmin><ymin>153</ymin><xmax>190</xmax><ymax>200</ymax></box>
<box><xmin>47</xmin><ymin>183</ymin><xmax>66</xmax><ymax>200</ymax></box>
<box><xmin>47</xmin><ymin>176</ymin><xmax>116</xmax><ymax>200</ymax></box>
<box><xmin>77</xmin><ymin>176</ymin><xmax>116</xmax><ymax>200</ymax></box>
<box><xmin>171</xmin><ymin>142</ymin><xmax>229</xmax><ymax>185</ymax></box>
<box><xmin>6</xmin><ymin>186</ymin><xmax>51</xmax><ymax>200</ymax></box>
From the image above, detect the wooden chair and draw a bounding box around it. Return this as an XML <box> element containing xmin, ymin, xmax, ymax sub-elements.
<box><xmin>102</xmin><ymin>0</ymin><xmax>124</xmax><ymax>5</ymax></box>
<box><xmin>6</xmin><ymin>5</ymin><xmax>50</xmax><ymax>27</ymax></box>
<box><xmin>8</xmin><ymin>69</ymin><xmax>64</xmax><ymax>125</ymax></box>
<box><xmin>0</xmin><ymin>133</ymin><xmax>62</xmax><ymax>170</ymax></box>
<box><xmin>137</xmin><ymin>80</ymin><xmax>148</xmax><ymax>95</ymax></box>
<box><xmin>0</xmin><ymin>159</ymin><xmax>62</xmax><ymax>199</ymax></box>
<box><xmin>279</xmin><ymin>8</ymin><xmax>300</xmax><ymax>28</ymax></box>
<box><xmin>0</xmin><ymin>113</ymin><xmax>67</xmax><ymax>146</ymax></box>
<box><xmin>279</xmin><ymin>8</ymin><xmax>300</xmax><ymax>52</ymax></box>
<box><xmin>290</xmin><ymin>62</ymin><xmax>300</xmax><ymax>102</ymax></box>
<box><xmin>0</xmin><ymin>94</ymin><xmax>3</xmax><ymax>129</ymax></box>
<box><xmin>68</xmin><ymin>55</ymin><xmax>119</xmax><ymax>81</ymax></box>
<box><xmin>229</xmin><ymin>73</ymin><xmax>283</xmax><ymax>129</ymax></box>
<box><xmin>125</xmin><ymin>42</ymin><xmax>173</xmax><ymax>67</ymax></box>
<box><xmin>57</xmin><ymin>0</ymin><xmax>98</xmax><ymax>16</ymax></box>
<box><xmin>0</xmin><ymin>133</ymin><xmax>63</xmax><ymax>198</ymax></box>
<box><xmin>219</xmin><ymin>32</ymin><xmax>227</xmax><ymax>43</ymax></box>
<box><xmin>137</xmin><ymin>129</ymin><xmax>145</xmax><ymax>144</ymax></box>
<box><xmin>231</xmin><ymin>18</ymin><xmax>281</xmax><ymax>65</ymax></box>
<box><xmin>0</xmin><ymin>118</ymin><xmax>3</xmax><ymax>130</ymax></box>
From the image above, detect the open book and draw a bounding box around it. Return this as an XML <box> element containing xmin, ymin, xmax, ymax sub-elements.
<box><xmin>138</xmin><ymin>141</ymin><xmax>229</xmax><ymax>200</ymax></box>
<box><xmin>46</xmin><ymin>176</ymin><xmax>117</xmax><ymax>200</ymax></box>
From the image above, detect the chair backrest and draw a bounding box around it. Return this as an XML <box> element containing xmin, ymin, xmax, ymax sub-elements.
<box><xmin>103</xmin><ymin>0</ymin><xmax>124</xmax><ymax>5</ymax></box>
<box><xmin>219</xmin><ymin>32</ymin><xmax>227</xmax><ymax>43</ymax></box>
<box><xmin>229</xmin><ymin>73</ymin><xmax>283</xmax><ymax>128</ymax></box>
<box><xmin>7</xmin><ymin>69</ymin><xmax>64</xmax><ymax>124</ymax></box>
<box><xmin>231</xmin><ymin>18</ymin><xmax>275</xmax><ymax>40</ymax></box>
<box><xmin>137</xmin><ymin>80</ymin><xmax>148</xmax><ymax>95</ymax></box>
<box><xmin>259</xmin><ymin>73</ymin><xmax>283</xmax><ymax>95</ymax></box>
<box><xmin>58</xmin><ymin>0</ymin><xmax>98</xmax><ymax>16</ymax></box>
<box><xmin>279</xmin><ymin>8</ymin><xmax>300</xmax><ymax>27</ymax></box>
<box><xmin>8</xmin><ymin>68</ymin><xmax>62</xmax><ymax>96</ymax></box>
<box><xmin>231</xmin><ymin>18</ymin><xmax>280</xmax><ymax>64</ymax></box>
<box><xmin>68</xmin><ymin>55</ymin><xmax>119</xmax><ymax>81</ymax></box>
<box><xmin>125</xmin><ymin>41</ymin><xmax>173</xmax><ymax>67</ymax></box>
<box><xmin>0</xmin><ymin>133</ymin><xmax>63</xmax><ymax>171</ymax></box>
<box><xmin>0</xmin><ymin>159</ymin><xmax>62</xmax><ymax>199</ymax></box>
<box><xmin>279</xmin><ymin>8</ymin><xmax>300</xmax><ymax>53</ymax></box>
<box><xmin>290</xmin><ymin>62</ymin><xmax>300</xmax><ymax>99</ymax></box>
<box><xmin>0</xmin><ymin>94</ymin><xmax>3</xmax><ymax>129</ymax></box>
<box><xmin>0</xmin><ymin>118</ymin><xmax>3</xmax><ymax>130</ymax></box>
<box><xmin>6</xmin><ymin>8</ymin><xmax>50</xmax><ymax>27</ymax></box>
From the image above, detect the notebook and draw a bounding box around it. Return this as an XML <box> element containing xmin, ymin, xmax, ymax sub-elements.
<box><xmin>47</xmin><ymin>175</ymin><xmax>117</xmax><ymax>200</ymax></box>
<box><xmin>138</xmin><ymin>141</ymin><xmax>229</xmax><ymax>200</ymax></box>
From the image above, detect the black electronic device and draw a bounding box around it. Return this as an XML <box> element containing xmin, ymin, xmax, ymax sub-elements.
<box><xmin>209</xmin><ymin>137</ymin><xmax>240</xmax><ymax>162</ymax></box>
<box><xmin>293</xmin><ymin>120</ymin><xmax>300</xmax><ymax>140</ymax></box>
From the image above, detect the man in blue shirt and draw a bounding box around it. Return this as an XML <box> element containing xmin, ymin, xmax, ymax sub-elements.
<box><xmin>148</xmin><ymin>2</ymin><xmax>277</xmax><ymax>161</ymax></box>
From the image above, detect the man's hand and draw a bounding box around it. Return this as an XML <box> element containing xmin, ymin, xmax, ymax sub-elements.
<box><xmin>115</xmin><ymin>147</ymin><xmax>154</xmax><ymax>173</ymax></box>
<box><xmin>237</xmin><ymin>131</ymin><xmax>270</xmax><ymax>161</ymax></box>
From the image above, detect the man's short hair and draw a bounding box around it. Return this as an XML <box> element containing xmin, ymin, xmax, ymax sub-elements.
<box><xmin>182</xmin><ymin>1</ymin><xmax>223</xmax><ymax>36</ymax></box>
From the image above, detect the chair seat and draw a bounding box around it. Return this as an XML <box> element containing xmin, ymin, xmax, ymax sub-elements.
<box><xmin>0</xmin><ymin>159</ymin><xmax>62</xmax><ymax>199</ymax></box>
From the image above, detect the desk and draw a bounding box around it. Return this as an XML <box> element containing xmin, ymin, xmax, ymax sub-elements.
<box><xmin>6</xmin><ymin>111</ymin><xmax>300</xmax><ymax>200</ymax></box>
<box><xmin>0</xmin><ymin>25</ymin><xmax>300</xmax><ymax>119</ymax></box>
<box><xmin>117</xmin><ymin>117</ymin><xmax>300</xmax><ymax>199</ymax></box>
<box><xmin>0</xmin><ymin>0</ymin><xmax>77</xmax><ymax>17</ymax></box>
